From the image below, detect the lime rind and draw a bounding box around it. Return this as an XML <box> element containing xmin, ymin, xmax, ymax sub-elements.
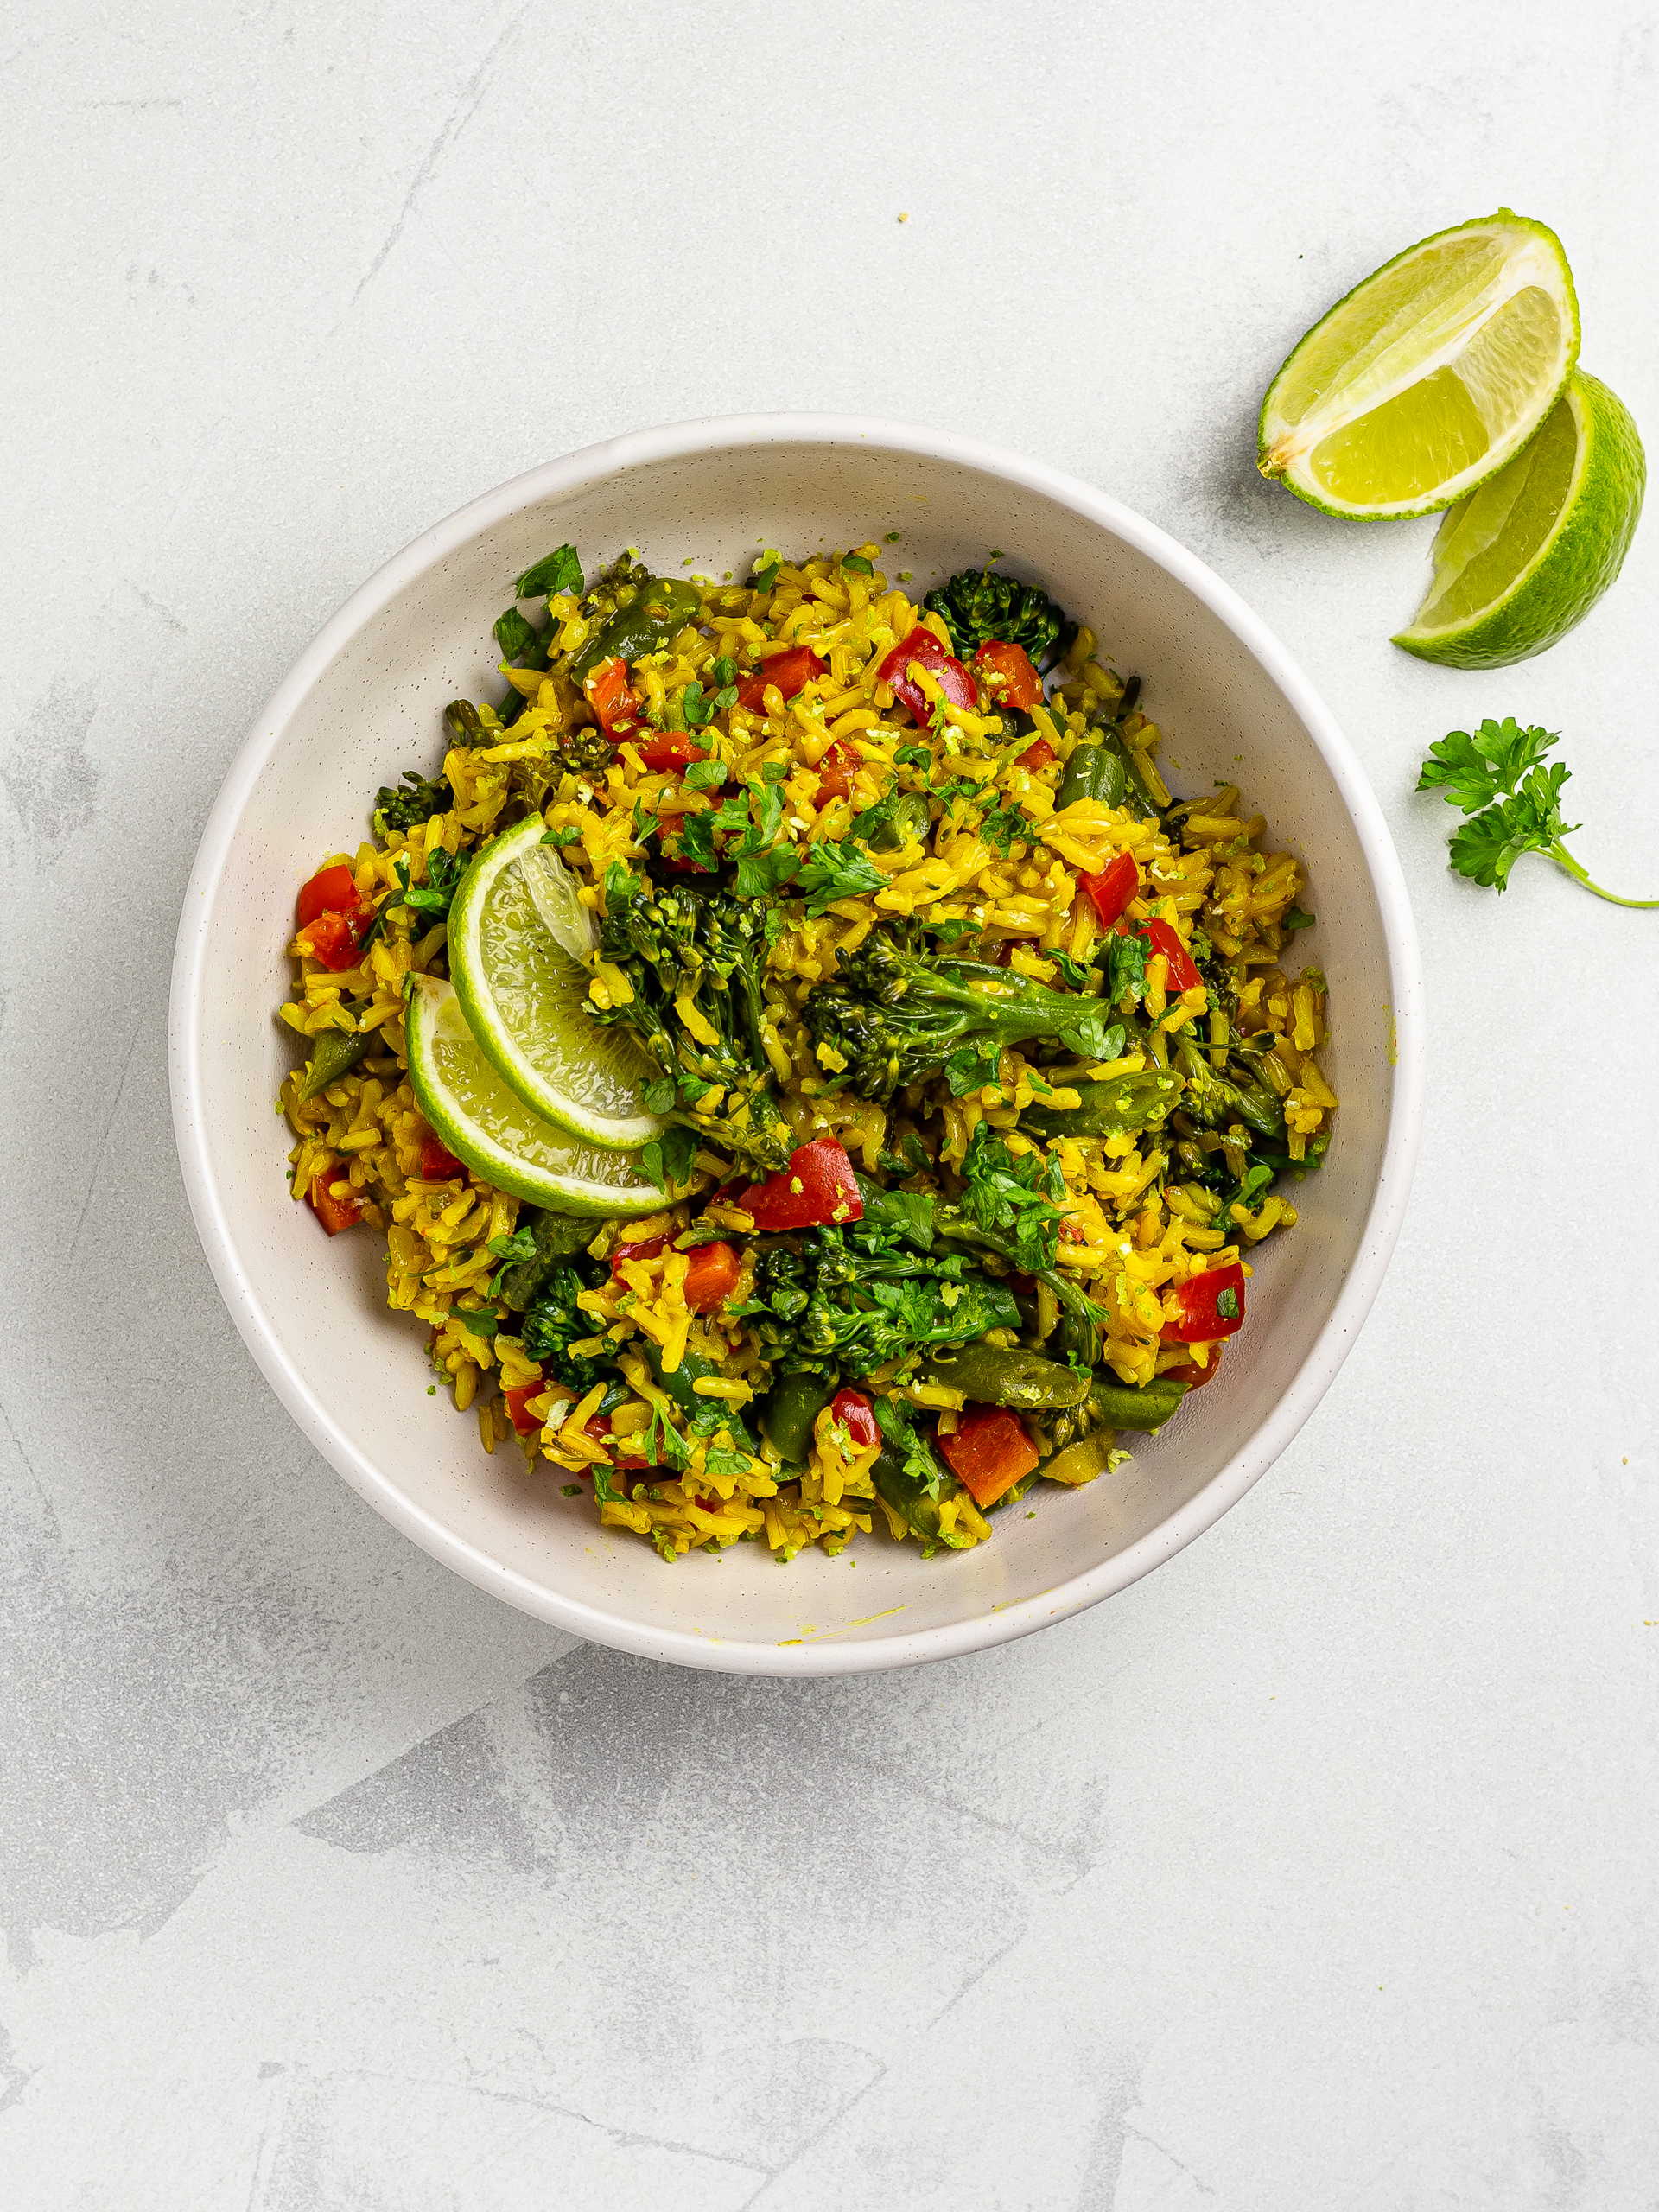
<box><xmin>1259</xmin><ymin>211</ymin><xmax>1580</xmax><ymax>521</ymax></box>
<box><xmin>406</xmin><ymin>976</ymin><xmax>666</xmax><ymax>1216</ymax></box>
<box><xmin>447</xmin><ymin>812</ymin><xmax>664</xmax><ymax>1152</ymax></box>
<box><xmin>1394</xmin><ymin>370</ymin><xmax>1646</xmax><ymax>669</ymax></box>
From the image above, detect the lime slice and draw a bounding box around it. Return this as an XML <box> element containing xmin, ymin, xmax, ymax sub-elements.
<box><xmin>1259</xmin><ymin>211</ymin><xmax>1579</xmax><ymax>519</ymax></box>
<box><xmin>406</xmin><ymin>976</ymin><xmax>666</xmax><ymax>1215</ymax></box>
<box><xmin>1394</xmin><ymin>370</ymin><xmax>1645</xmax><ymax>667</ymax></box>
<box><xmin>447</xmin><ymin>812</ymin><xmax>663</xmax><ymax>1151</ymax></box>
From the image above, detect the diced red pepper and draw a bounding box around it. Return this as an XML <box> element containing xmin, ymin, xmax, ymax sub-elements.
<box><xmin>635</xmin><ymin>731</ymin><xmax>708</xmax><ymax>774</ymax></box>
<box><xmin>584</xmin><ymin>655</ymin><xmax>647</xmax><ymax>739</ymax></box>
<box><xmin>938</xmin><ymin>1405</ymin><xmax>1039</xmax><ymax>1508</ymax></box>
<box><xmin>611</xmin><ymin>1235</ymin><xmax>669</xmax><ymax>1277</ymax></box>
<box><xmin>734</xmin><ymin>645</ymin><xmax>825</xmax><ymax>713</ymax></box>
<box><xmin>974</xmin><ymin>639</ymin><xmax>1043</xmax><ymax>711</ymax></box>
<box><xmin>418</xmin><ymin>1128</ymin><xmax>464</xmax><ymax>1181</ymax></box>
<box><xmin>308</xmin><ymin>1174</ymin><xmax>365</xmax><ymax>1236</ymax></box>
<box><xmin>503</xmin><ymin>1380</ymin><xmax>545</xmax><ymax>1435</ymax></box>
<box><xmin>1077</xmin><ymin>850</ymin><xmax>1140</xmax><ymax>930</ymax></box>
<box><xmin>296</xmin><ymin>865</ymin><xmax>374</xmax><ymax>971</ymax></box>
<box><xmin>1158</xmin><ymin>1344</ymin><xmax>1227</xmax><ymax>1389</ymax></box>
<box><xmin>877</xmin><ymin>626</ymin><xmax>976</xmax><ymax>728</ymax></box>
<box><xmin>658</xmin><ymin>848</ymin><xmax>718</xmax><ymax>874</ymax></box>
<box><xmin>814</xmin><ymin>739</ymin><xmax>861</xmax><ymax>804</ymax></box>
<box><xmin>300</xmin><ymin>910</ymin><xmax>371</xmax><ymax>972</ymax></box>
<box><xmin>1015</xmin><ymin>737</ymin><xmax>1056</xmax><ymax>772</ymax></box>
<box><xmin>296</xmin><ymin>864</ymin><xmax>364</xmax><ymax>930</ymax></box>
<box><xmin>830</xmin><ymin>1388</ymin><xmax>880</xmax><ymax>1453</ymax></box>
<box><xmin>1161</xmin><ymin>1262</ymin><xmax>1246</xmax><ymax>1344</ymax></box>
<box><xmin>736</xmin><ymin>1138</ymin><xmax>863</xmax><ymax>1232</ymax></box>
<box><xmin>1142</xmin><ymin>916</ymin><xmax>1201</xmax><ymax>994</ymax></box>
<box><xmin>683</xmin><ymin>1240</ymin><xmax>741</xmax><ymax>1314</ymax></box>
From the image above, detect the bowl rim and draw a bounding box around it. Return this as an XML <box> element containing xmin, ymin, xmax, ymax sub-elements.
<box><xmin>169</xmin><ymin>410</ymin><xmax>1425</xmax><ymax>1676</ymax></box>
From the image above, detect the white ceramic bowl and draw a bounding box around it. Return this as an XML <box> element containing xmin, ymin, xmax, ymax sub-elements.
<box><xmin>171</xmin><ymin>415</ymin><xmax>1424</xmax><ymax>1675</ymax></box>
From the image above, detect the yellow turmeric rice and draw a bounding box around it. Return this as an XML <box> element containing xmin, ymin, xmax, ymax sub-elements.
<box><xmin>278</xmin><ymin>542</ymin><xmax>1336</xmax><ymax>1563</ymax></box>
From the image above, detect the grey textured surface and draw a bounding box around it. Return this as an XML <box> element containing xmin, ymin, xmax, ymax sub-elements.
<box><xmin>3</xmin><ymin>3</ymin><xmax>1656</xmax><ymax>2204</ymax></box>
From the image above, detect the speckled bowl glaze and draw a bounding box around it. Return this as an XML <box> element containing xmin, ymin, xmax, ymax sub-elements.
<box><xmin>170</xmin><ymin>415</ymin><xmax>1424</xmax><ymax>1675</ymax></box>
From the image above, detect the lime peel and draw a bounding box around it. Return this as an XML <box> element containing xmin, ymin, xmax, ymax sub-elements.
<box><xmin>447</xmin><ymin>812</ymin><xmax>664</xmax><ymax>1151</ymax></box>
<box><xmin>406</xmin><ymin>976</ymin><xmax>668</xmax><ymax>1213</ymax></box>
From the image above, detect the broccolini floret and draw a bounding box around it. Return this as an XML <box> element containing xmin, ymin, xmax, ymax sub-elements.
<box><xmin>804</xmin><ymin>931</ymin><xmax>1121</xmax><ymax>1103</ymax></box>
<box><xmin>923</xmin><ymin>567</ymin><xmax>1076</xmax><ymax>667</ymax></box>
<box><xmin>588</xmin><ymin>875</ymin><xmax>794</xmax><ymax>1169</ymax></box>
<box><xmin>372</xmin><ymin>768</ymin><xmax>454</xmax><ymax>837</ymax></box>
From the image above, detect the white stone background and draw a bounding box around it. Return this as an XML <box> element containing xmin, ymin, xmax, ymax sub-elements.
<box><xmin>3</xmin><ymin>1</ymin><xmax>1657</xmax><ymax>2204</ymax></box>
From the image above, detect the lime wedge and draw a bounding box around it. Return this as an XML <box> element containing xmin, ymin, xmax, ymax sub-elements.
<box><xmin>1259</xmin><ymin>212</ymin><xmax>1579</xmax><ymax>519</ymax></box>
<box><xmin>1394</xmin><ymin>371</ymin><xmax>1645</xmax><ymax>667</ymax></box>
<box><xmin>447</xmin><ymin>812</ymin><xmax>663</xmax><ymax>1151</ymax></box>
<box><xmin>406</xmin><ymin>976</ymin><xmax>666</xmax><ymax>1215</ymax></box>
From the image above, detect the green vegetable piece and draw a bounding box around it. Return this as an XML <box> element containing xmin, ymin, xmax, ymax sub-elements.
<box><xmin>298</xmin><ymin>1027</ymin><xmax>372</xmax><ymax>1103</ymax></box>
<box><xmin>923</xmin><ymin>1340</ymin><xmax>1090</xmax><ymax>1412</ymax></box>
<box><xmin>923</xmin><ymin>568</ymin><xmax>1075</xmax><ymax>667</ymax></box>
<box><xmin>1177</xmin><ymin>1045</ymin><xmax>1286</xmax><ymax>1144</ymax></box>
<box><xmin>513</xmin><ymin>544</ymin><xmax>583</xmax><ymax>600</ymax></box>
<box><xmin>868</xmin><ymin>1404</ymin><xmax>978</xmax><ymax>1554</ymax></box>
<box><xmin>493</xmin><ymin>1206</ymin><xmax>599</xmax><ymax>1311</ymax></box>
<box><xmin>1055</xmin><ymin>740</ymin><xmax>1128</xmax><ymax>811</ymax></box>
<box><xmin>759</xmin><ymin>1370</ymin><xmax>839</xmax><ymax>1467</ymax></box>
<box><xmin>841</xmin><ymin>552</ymin><xmax>874</xmax><ymax>575</ymax></box>
<box><xmin>569</xmin><ymin>575</ymin><xmax>704</xmax><ymax>684</ymax></box>
<box><xmin>855</xmin><ymin>790</ymin><xmax>931</xmax><ymax>850</ymax></box>
<box><xmin>1022</xmin><ymin>1071</ymin><xmax>1185</xmax><ymax>1140</ymax></box>
<box><xmin>805</xmin><ymin>931</ymin><xmax>1123</xmax><ymax>1104</ymax></box>
<box><xmin>373</xmin><ymin>769</ymin><xmax>454</xmax><ymax>836</ymax></box>
<box><xmin>1083</xmin><ymin>1376</ymin><xmax>1189</xmax><ymax>1431</ymax></box>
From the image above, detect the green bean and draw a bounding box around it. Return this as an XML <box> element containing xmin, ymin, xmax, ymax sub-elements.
<box><xmin>923</xmin><ymin>1340</ymin><xmax>1090</xmax><ymax>1411</ymax></box>
<box><xmin>569</xmin><ymin>577</ymin><xmax>703</xmax><ymax>683</ymax></box>
<box><xmin>1178</xmin><ymin>1043</ymin><xmax>1286</xmax><ymax>1144</ymax></box>
<box><xmin>638</xmin><ymin>1334</ymin><xmax>726</xmax><ymax>1423</ymax></box>
<box><xmin>869</xmin><ymin>1440</ymin><xmax>976</xmax><ymax>1551</ymax></box>
<box><xmin>1022</xmin><ymin>1070</ymin><xmax>1185</xmax><ymax>1140</ymax></box>
<box><xmin>298</xmin><ymin>1027</ymin><xmax>372</xmax><ymax>1103</ymax></box>
<box><xmin>759</xmin><ymin>1370</ymin><xmax>839</xmax><ymax>1466</ymax></box>
<box><xmin>865</xmin><ymin>790</ymin><xmax>931</xmax><ymax>850</ymax></box>
<box><xmin>1056</xmin><ymin>739</ymin><xmax>1128</xmax><ymax>810</ymax></box>
<box><xmin>495</xmin><ymin>1206</ymin><xmax>600</xmax><ymax>1312</ymax></box>
<box><xmin>1084</xmin><ymin>1376</ymin><xmax>1188</xmax><ymax>1431</ymax></box>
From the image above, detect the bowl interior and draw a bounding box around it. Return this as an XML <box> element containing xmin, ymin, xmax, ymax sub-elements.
<box><xmin>175</xmin><ymin>425</ymin><xmax>1417</xmax><ymax>1672</ymax></box>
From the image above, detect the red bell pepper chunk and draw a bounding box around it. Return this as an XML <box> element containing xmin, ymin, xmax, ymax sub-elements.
<box><xmin>296</xmin><ymin>864</ymin><xmax>374</xmax><ymax>971</ymax></box>
<box><xmin>734</xmin><ymin>645</ymin><xmax>825</xmax><ymax>713</ymax></box>
<box><xmin>635</xmin><ymin>731</ymin><xmax>707</xmax><ymax>774</ymax></box>
<box><xmin>301</xmin><ymin>910</ymin><xmax>372</xmax><ymax>972</ymax></box>
<box><xmin>877</xmin><ymin>626</ymin><xmax>976</xmax><ymax>728</ymax></box>
<box><xmin>307</xmin><ymin>1174</ymin><xmax>365</xmax><ymax>1236</ymax></box>
<box><xmin>503</xmin><ymin>1380</ymin><xmax>545</xmax><ymax>1435</ymax></box>
<box><xmin>1015</xmin><ymin>737</ymin><xmax>1055</xmax><ymax>772</ymax></box>
<box><xmin>1142</xmin><ymin>916</ymin><xmax>1201</xmax><ymax>995</ymax></box>
<box><xmin>584</xmin><ymin>655</ymin><xmax>647</xmax><ymax>739</ymax></box>
<box><xmin>814</xmin><ymin>739</ymin><xmax>861</xmax><ymax>803</ymax></box>
<box><xmin>737</xmin><ymin>1138</ymin><xmax>863</xmax><ymax>1232</ymax></box>
<box><xmin>974</xmin><ymin>638</ymin><xmax>1043</xmax><ymax>712</ymax></box>
<box><xmin>1158</xmin><ymin>1344</ymin><xmax>1227</xmax><ymax>1390</ymax></box>
<box><xmin>1077</xmin><ymin>849</ymin><xmax>1139</xmax><ymax>930</ymax></box>
<box><xmin>683</xmin><ymin>1240</ymin><xmax>741</xmax><ymax>1314</ymax></box>
<box><xmin>830</xmin><ymin>1388</ymin><xmax>880</xmax><ymax>1453</ymax></box>
<box><xmin>611</xmin><ymin>1235</ymin><xmax>669</xmax><ymax>1276</ymax></box>
<box><xmin>418</xmin><ymin>1129</ymin><xmax>464</xmax><ymax>1181</ymax></box>
<box><xmin>296</xmin><ymin>864</ymin><xmax>364</xmax><ymax>930</ymax></box>
<box><xmin>1161</xmin><ymin>1262</ymin><xmax>1246</xmax><ymax>1344</ymax></box>
<box><xmin>938</xmin><ymin>1405</ymin><xmax>1039</xmax><ymax>1508</ymax></box>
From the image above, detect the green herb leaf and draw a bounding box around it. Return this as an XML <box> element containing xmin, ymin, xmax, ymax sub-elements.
<box><xmin>733</xmin><ymin>846</ymin><xmax>804</xmax><ymax>900</ymax></box>
<box><xmin>841</xmin><ymin>552</ymin><xmax>874</xmax><ymax>575</ymax></box>
<box><xmin>1281</xmin><ymin>906</ymin><xmax>1315</xmax><ymax>931</ymax></box>
<box><xmin>791</xmin><ymin>840</ymin><xmax>887</xmax><ymax>918</ymax></box>
<box><xmin>752</xmin><ymin>556</ymin><xmax>780</xmax><ymax>593</ymax></box>
<box><xmin>1446</xmin><ymin>766</ymin><xmax>1575</xmax><ymax>892</ymax></box>
<box><xmin>1416</xmin><ymin>718</ymin><xmax>1559</xmax><ymax>814</ymax></box>
<box><xmin>641</xmin><ymin>1123</ymin><xmax>700</xmax><ymax>1193</ymax></box>
<box><xmin>453</xmin><ymin>1306</ymin><xmax>499</xmax><ymax>1340</ymax></box>
<box><xmin>493</xmin><ymin>607</ymin><xmax>540</xmax><ymax>661</ymax></box>
<box><xmin>514</xmin><ymin>544</ymin><xmax>582</xmax><ymax>600</ymax></box>
<box><xmin>683</xmin><ymin>757</ymin><xmax>728</xmax><ymax>791</ymax></box>
<box><xmin>1215</xmin><ymin>1287</ymin><xmax>1240</xmax><ymax>1320</ymax></box>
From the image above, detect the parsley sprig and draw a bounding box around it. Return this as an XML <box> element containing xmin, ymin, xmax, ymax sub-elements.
<box><xmin>1417</xmin><ymin>720</ymin><xmax>1657</xmax><ymax>906</ymax></box>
